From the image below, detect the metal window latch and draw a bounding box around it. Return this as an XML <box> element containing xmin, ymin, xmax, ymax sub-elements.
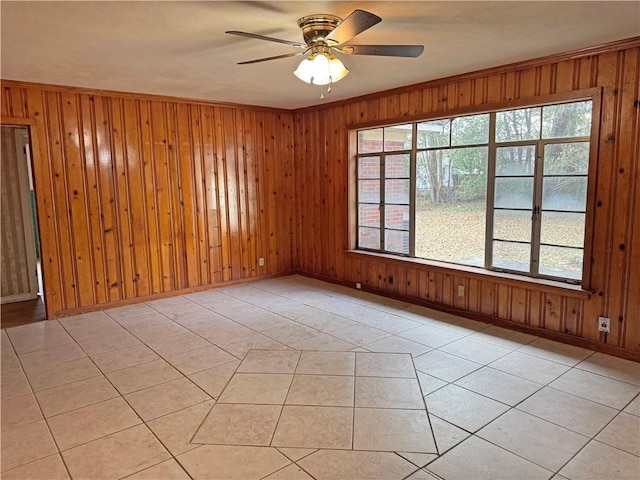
<box><xmin>532</xmin><ymin>205</ymin><xmax>540</xmax><ymax>220</ymax></box>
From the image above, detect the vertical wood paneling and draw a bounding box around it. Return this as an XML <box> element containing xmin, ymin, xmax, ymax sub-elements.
<box><xmin>47</xmin><ymin>92</ymin><xmax>77</xmax><ymax>310</ymax></box>
<box><xmin>80</xmin><ymin>95</ymin><xmax>107</xmax><ymax>305</ymax></box>
<box><xmin>608</xmin><ymin>49</ymin><xmax>639</xmax><ymax>345</ymax></box>
<box><xmin>109</xmin><ymin>98</ymin><xmax>135</xmax><ymax>300</ymax></box>
<box><xmin>94</xmin><ymin>97</ymin><xmax>121</xmax><ymax>302</ymax></box>
<box><xmin>293</xmin><ymin>42</ymin><xmax>640</xmax><ymax>354</ymax></box>
<box><xmin>2</xmin><ymin>83</ymin><xmax>295</xmax><ymax>317</ymax></box>
<box><xmin>176</xmin><ymin>104</ymin><xmax>199</xmax><ymax>288</ymax></box>
<box><xmin>24</xmin><ymin>88</ymin><xmax>64</xmax><ymax>313</ymax></box>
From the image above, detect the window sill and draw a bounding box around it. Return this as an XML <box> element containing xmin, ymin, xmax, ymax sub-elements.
<box><xmin>345</xmin><ymin>250</ymin><xmax>594</xmax><ymax>300</ymax></box>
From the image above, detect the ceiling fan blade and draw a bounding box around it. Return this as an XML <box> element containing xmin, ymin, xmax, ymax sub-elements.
<box><xmin>226</xmin><ymin>30</ymin><xmax>305</xmax><ymax>48</ymax></box>
<box><xmin>339</xmin><ymin>44</ymin><xmax>424</xmax><ymax>57</ymax></box>
<box><xmin>237</xmin><ymin>51</ymin><xmax>305</xmax><ymax>65</ymax></box>
<box><xmin>325</xmin><ymin>9</ymin><xmax>382</xmax><ymax>45</ymax></box>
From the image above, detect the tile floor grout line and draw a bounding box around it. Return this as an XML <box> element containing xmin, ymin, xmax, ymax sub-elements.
<box><xmin>4</xmin><ymin>344</ymin><xmax>75</xmax><ymax>479</ymax></box>
<box><xmin>441</xmin><ymin>370</ymin><xmax>546</xmax><ymax>410</ymax></box>
<box><xmin>540</xmin><ymin>381</ymin><xmax>636</xmax><ymax>411</ymax></box>
<box><xmin>180</xmin><ymin>400</ymin><xmax>217</xmax><ymax>448</ymax></box>
<box><xmin>410</xmin><ymin>353</ymin><xmax>441</xmax><ymax>457</ymax></box>
<box><xmin>209</xmin><ymin>282</ymin><xmax>472</xmax><ymax>350</ymax></box>
<box><xmin>510</xmin><ymin>402</ymin><xmax>613</xmax><ymax>439</ymax></box>
<box><xmin>15</xmin><ymin>324</ymin><xmax>165</xmax><ymax>479</ymax></box>
<box><xmin>165</xmin><ymin>289</ymin><xmax>338</xmax><ymax>352</ymax></box>
<box><xmin>54</xmin><ymin>341</ymin><xmax>179</xmax><ymax>478</ymax></box>
<box><xmin>472</xmin><ymin>417</ymin><xmax>578</xmax><ymax>474</ymax></box>
<box><xmin>117</xmin><ymin>456</ymin><xmax>190</xmax><ymax>480</ymax></box>
<box><xmin>424</xmin><ymin>359</ymin><xmax>623</xmax><ymax>440</ymax></box>
<box><xmin>268</xmin><ymin>350</ymin><xmax>305</xmax><ymax>448</ymax></box>
<box><xmin>427</xmin><ymin>433</ymin><xmax>557</xmax><ymax>478</ymax></box>
<box><xmin>291</xmin><ymin>459</ymin><xmax>320</xmax><ymax>480</ymax></box>
<box><xmin>351</xmin><ymin>352</ymin><xmax>357</xmax><ymax>450</ymax></box>
<box><xmin>171</xmin><ymin>446</ymin><xmax>197</xmax><ymax>480</ymax></box>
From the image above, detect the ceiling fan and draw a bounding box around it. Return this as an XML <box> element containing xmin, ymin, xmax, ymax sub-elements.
<box><xmin>226</xmin><ymin>9</ymin><xmax>424</xmax><ymax>90</ymax></box>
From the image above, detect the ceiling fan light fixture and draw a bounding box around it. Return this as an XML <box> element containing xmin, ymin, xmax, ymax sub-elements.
<box><xmin>293</xmin><ymin>52</ymin><xmax>349</xmax><ymax>86</ymax></box>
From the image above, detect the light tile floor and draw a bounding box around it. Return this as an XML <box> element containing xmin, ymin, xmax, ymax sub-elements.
<box><xmin>1</xmin><ymin>274</ymin><xmax>639</xmax><ymax>479</ymax></box>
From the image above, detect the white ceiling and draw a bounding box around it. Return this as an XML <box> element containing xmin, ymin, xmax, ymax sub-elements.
<box><xmin>1</xmin><ymin>1</ymin><xmax>639</xmax><ymax>109</ymax></box>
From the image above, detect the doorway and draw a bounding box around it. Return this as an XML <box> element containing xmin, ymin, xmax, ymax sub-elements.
<box><xmin>1</xmin><ymin>125</ymin><xmax>45</xmax><ymax>327</ymax></box>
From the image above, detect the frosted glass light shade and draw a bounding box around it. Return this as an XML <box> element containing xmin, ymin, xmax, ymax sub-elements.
<box><xmin>328</xmin><ymin>56</ymin><xmax>349</xmax><ymax>82</ymax></box>
<box><xmin>293</xmin><ymin>58</ymin><xmax>314</xmax><ymax>83</ymax></box>
<box><xmin>311</xmin><ymin>53</ymin><xmax>331</xmax><ymax>85</ymax></box>
<box><xmin>293</xmin><ymin>53</ymin><xmax>349</xmax><ymax>85</ymax></box>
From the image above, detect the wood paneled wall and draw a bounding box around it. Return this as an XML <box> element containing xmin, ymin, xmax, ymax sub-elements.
<box><xmin>293</xmin><ymin>39</ymin><xmax>640</xmax><ymax>356</ymax></box>
<box><xmin>1</xmin><ymin>84</ymin><xmax>295</xmax><ymax>318</ymax></box>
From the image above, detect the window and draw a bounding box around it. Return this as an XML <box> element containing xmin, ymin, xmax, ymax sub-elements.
<box><xmin>355</xmin><ymin>99</ymin><xmax>594</xmax><ymax>283</ymax></box>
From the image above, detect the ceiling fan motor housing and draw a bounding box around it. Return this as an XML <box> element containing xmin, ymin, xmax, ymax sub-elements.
<box><xmin>297</xmin><ymin>14</ymin><xmax>342</xmax><ymax>46</ymax></box>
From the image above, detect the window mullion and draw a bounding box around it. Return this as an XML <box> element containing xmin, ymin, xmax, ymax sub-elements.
<box><xmin>380</xmin><ymin>154</ymin><xmax>385</xmax><ymax>251</ymax></box>
<box><xmin>485</xmin><ymin>112</ymin><xmax>497</xmax><ymax>270</ymax></box>
<box><xmin>409</xmin><ymin>123</ymin><xmax>417</xmax><ymax>257</ymax></box>
<box><xmin>531</xmin><ymin>141</ymin><xmax>544</xmax><ymax>277</ymax></box>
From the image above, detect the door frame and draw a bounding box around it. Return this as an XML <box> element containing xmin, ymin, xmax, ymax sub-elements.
<box><xmin>1</xmin><ymin>117</ymin><xmax>47</xmax><ymax>315</ymax></box>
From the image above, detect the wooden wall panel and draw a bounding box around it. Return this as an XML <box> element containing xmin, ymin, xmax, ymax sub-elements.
<box><xmin>294</xmin><ymin>40</ymin><xmax>640</xmax><ymax>355</ymax></box>
<box><xmin>1</xmin><ymin>83</ymin><xmax>296</xmax><ymax>318</ymax></box>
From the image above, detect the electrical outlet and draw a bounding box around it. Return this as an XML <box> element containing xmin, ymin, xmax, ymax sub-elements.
<box><xmin>457</xmin><ymin>285</ymin><xmax>465</xmax><ymax>297</ymax></box>
<box><xmin>356</xmin><ymin>282</ymin><xmax>362</xmax><ymax>290</ymax></box>
<box><xmin>598</xmin><ymin>316</ymin><xmax>611</xmax><ymax>334</ymax></box>
<box><xmin>258</xmin><ymin>257</ymin><xmax>265</xmax><ymax>266</ymax></box>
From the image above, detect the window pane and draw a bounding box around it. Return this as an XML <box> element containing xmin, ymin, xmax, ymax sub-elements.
<box><xmin>415</xmin><ymin>203</ymin><xmax>486</xmax><ymax>267</ymax></box>
<box><xmin>492</xmin><ymin>241</ymin><xmax>531</xmax><ymax>272</ymax></box>
<box><xmin>358</xmin><ymin>128</ymin><xmax>383</xmax><ymax>153</ymax></box>
<box><xmin>539</xmin><ymin>245</ymin><xmax>583</xmax><ymax>280</ymax></box>
<box><xmin>542</xmin><ymin>101</ymin><xmax>592</xmax><ymax>139</ymax></box>
<box><xmin>416</xmin><ymin>148</ymin><xmax>488</xmax><ymax>203</ymax></box>
<box><xmin>359</xmin><ymin>227</ymin><xmax>380</xmax><ymax>249</ymax></box>
<box><xmin>384</xmin><ymin>124</ymin><xmax>412</xmax><ymax>151</ymax></box>
<box><xmin>385</xmin><ymin>154</ymin><xmax>410</xmax><ymax>178</ymax></box>
<box><xmin>543</xmin><ymin>142</ymin><xmax>590</xmax><ymax>175</ymax></box>
<box><xmin>542</xmin><ymin>177</ymin><xmax>587</xmax><ymax>211</ymax></box>
<box><xmin>496</xmin><ymin>145</ymin><xmax>536</xmax><ymax>176</ymax></box>
<box><xmin>358</xmin><ymin>156</ymin><xmax>380</xmax><ymax>179</ymax></box>
<box><xmin>493</xmin><ymin>209</ymin><xmax>532</xmax><ymax>242</ymax></box>
<box><xmin>417</xmin><ymin>119</ymin><xmax>450</xmax><ymax>148</ymax></box>
<box><xmin>494</xmin><ymin>178</ymin><xmax>534</xmax><ymax>209</ymax></box>
<box><xmin>496</xmin><ymin>107</ymin><xmax>541</xmax><ymax>142</ymax></box>
<box><xmin>385</xmin><ymin>204</ymin><xmax>409</xmax><ymax>229</ymax></box>
<box><xmin>452</xmin><ymin>113</ymin><xmax>489</xmax><ymax>146</ymax></box>
<box><xmin>415</xmin><ymin>147</ymin><xmax>487</xmax><ymax>266</ymax></box>
<box><xmin>540</xmin><ymin>212</ymin><xmax>585</xmax><ymax>248</ymax></box>
<box><xmin>358</xmin><ymin>180</ymin><xmax>380</xmax><ymax>203</ymax></box>
<box><xmin>386</xmin><ymin>179</ymin><xmax>410</xmax><ymax>204</ymax></box>
<box><xmin>359</xmin><ymin>204</ymin><xmax>380</xmax><ymax>228</ymax></box>
<box><xmin>385</xmin><ymin>229</ymin><xmax>409</xmax><ymax>254</ymax></box>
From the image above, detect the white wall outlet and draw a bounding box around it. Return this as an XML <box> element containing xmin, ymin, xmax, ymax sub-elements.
<box><xmin>457</xmin><ymin>285</ymin><xmax>465</xmax><ymax>297</ymax></box>
<box><xmin>356</xmin><ymin>282</ymin><xmax>362</xmax><ymax>290</ymax></box>
<box><xmin>598</xmin><ymin>316</ymin><xmax>611</xmax><ymax>334</ymax></box>
<box><xmin>258</xmin><ymin>257</ymin><xmax>265</xmax><ymax>266</ymax></box>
